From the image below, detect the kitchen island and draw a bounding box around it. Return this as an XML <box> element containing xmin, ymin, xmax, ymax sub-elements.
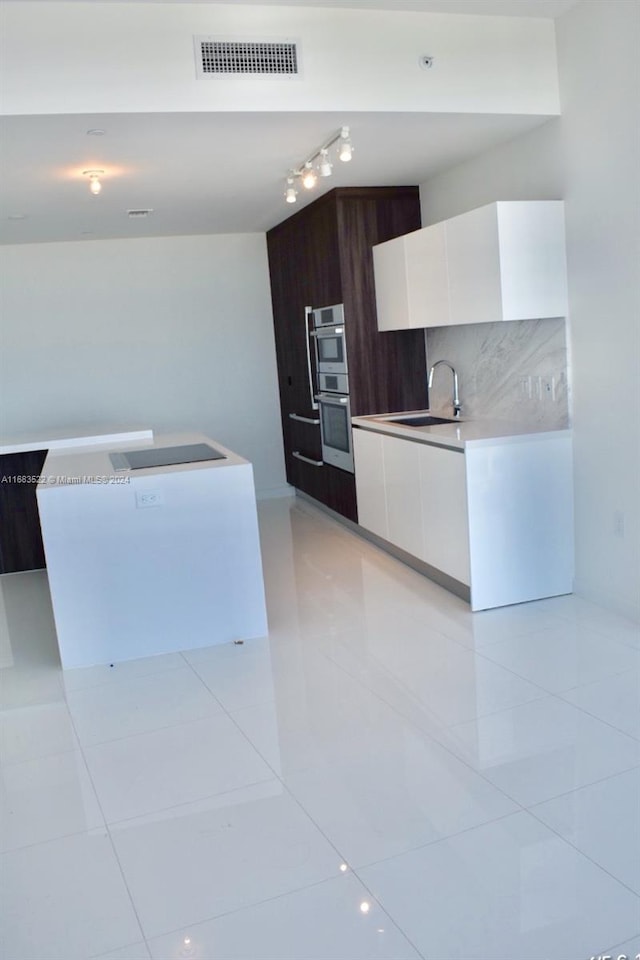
<box><xmin>0</xmin><ymin>427</ymin><xmax>153</xmax><ymax>574</ymax></box>
<box><xmin>352</xmin><ymin>411</ymin><xmax>573</xmax><ymax>611</ymax></box>
<box><xmin>36</xmin><ymin>433</ymin><xmax>268</xmax><ymax>668</ymax></box>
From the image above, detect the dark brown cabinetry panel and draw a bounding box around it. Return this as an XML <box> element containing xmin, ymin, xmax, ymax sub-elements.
<box><xmin>267</xmin><ymin>187</ymin><xmax>427</xmax><ymax>520</ymax></box>
<box><xmin>0</xmin><ymin>450</ymin><xmax>47</xmax><ymax>573</ymax></box>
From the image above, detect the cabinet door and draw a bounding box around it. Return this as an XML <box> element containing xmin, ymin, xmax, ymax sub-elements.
<box><xmin>382</xmin><ymin>434</ymin><xmax>424</xmax><ymax>558</ymax></box>
<box><xmin>0</xmin><ymin>450</ymin><xmax>47</xmax><ymax>573</ymax></box>
<box><xmin>353</xmin><ymin>428</ymin><xmax>387</xmax><ymax>540</ymax></box>
<box><xmin>418</xmin><ymin>444</ymin><xmax>470</xmax><ymax>585</ymax></box>
<box><xmin>373</xmin><ymin>223</ymin><xmax>449</xmax><ymax>330</ymax></box>
<box><xmin>445</xmin><ymin>204</ymin><xmax>503</xmax><ymax>326</ymax></box>
<box><xmin>405</xmin><ymin>223</ymin><xmax>449</xmax><ymax>328</ymax></box>
<box><xmin>496</xmin><ymin>201</ymin><xmax>569</xmax><ymax>321</ymax></box>
<box><xmin>372</xmin><ymin>235</ymin><xmax>410</xmax><ymax>331</ymax></box>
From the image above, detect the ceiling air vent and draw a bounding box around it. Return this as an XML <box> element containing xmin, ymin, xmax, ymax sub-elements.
<box><xmin>195</xmin><ymin>37</ymin><xmax>300</xmax><ymax>76</ymax></box>
<box><xmin>127</xmin><ymin>209</ymin><xmax>153</xmax><ymax>219</ymax></box>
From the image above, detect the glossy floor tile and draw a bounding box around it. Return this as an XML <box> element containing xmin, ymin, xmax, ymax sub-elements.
<box><xmin>359</xmin><ymin>811</ymin><xmax>640</xmax><ymax>960</ymax></box>
<box><xmin>109</xmin><ymin>781</ymin><xmax>344</xmax><ymax>939</ymax></box>
<box><xmin>560</xmin><ymin>668</ymin><xmax>640</xmax><ymax>740</ymax></box>
<box><xmin>446</xmin><ymin>694</ymin><xmax>640</xmax><ymax>806</ymax></box>
<box><xmin>0</xmin><ymin>831</ymin><xmax>143</xmax><ymax>960</ymax></box>
<box><xmin>146</xmin><ymin>873</ymin><xmax>422</xmax><ymax>959</ymax></box>
<box><xmin>479</xmin><ymin>621</ymin><xmax>640</xmax><ymax>693</ymax></box>
<box><xmin>531</xmin><ymin>766</ymin><xmax>640</xmax><ymax>895</ymax></box>
<box><xmin>0</xmin><ymin>749</ymin><xmax>104</xmax><ymax>851</ymax></box>
<box><xmin>65</xmin><ymin>665</ymin><xmax>224</xmax><ymax>746</ymax></box>
<box><xmin>83</xmin><ymin>713</ymin><xmax>274</xmax><ymax>822</ymax></box>
<box><xmin>1</xmin><ymin>495</ymin><xmax>639</xmax><ymax>960</ymax></box>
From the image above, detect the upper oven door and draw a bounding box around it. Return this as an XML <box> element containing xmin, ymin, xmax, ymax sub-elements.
<box><xmin>312</xmin><ymin>325</ymin><xmax>348</xmax><ymax>375</ymax></box>
<box><xmin>311</xmin><ymin>303</ymin><xmax>344</xmax><ymax>328</ymax></box>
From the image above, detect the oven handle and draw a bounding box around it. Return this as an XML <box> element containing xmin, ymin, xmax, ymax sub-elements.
<box><xmin>309</xmin><ymin>327</ymin><xmax>344</xmax><ymax>337</ymax></box>
<box><xmin>289</xmin><ymin>413</ymin><xmax>320</xmax><ymax>425</ymax></box>
<box><xmin>292</xmin><ymin>451</ymin><xmax>324</xmax><ymax>467</ymax></box>
<box><xmin>316</xmin><ymin>393</ymin><xmax>350</xmax><ymax>405</ymax></box>
<box><xmin>304</xmin><ymin>306</ymin><xmax>318</xmax><ymax>411</ymax></box>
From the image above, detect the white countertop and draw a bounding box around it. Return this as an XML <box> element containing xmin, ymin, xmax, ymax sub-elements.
<box><xmin>352</xmin><ymin>410</ymin><xmax>571</xmax><ymax>450</ymax></box>
<box><xmin>37</xmin><ymin>432</ymin><xmax>248</xmax><ymax>489</ymax></box>
<box><xmin>0</xmin><ymin>427</ymin><xmax>154</xmax><ymax>456</ymax></box>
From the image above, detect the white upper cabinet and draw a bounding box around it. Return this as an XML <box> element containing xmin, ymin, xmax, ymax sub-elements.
<box><xmin>373</xmin><ymin>200</ymin><xmax>568</xmax><ymax>330</ymax></box>
<box><xmin>373</xmin><ymin>221</ymin><xmax>449</xmax><ymax>330</ymax></box>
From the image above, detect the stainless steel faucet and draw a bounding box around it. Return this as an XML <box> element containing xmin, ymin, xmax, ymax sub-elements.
<box><xmin>428</xmin><ymin>360</ymin><xmax>462</xmax><ymax>419</ymax></box>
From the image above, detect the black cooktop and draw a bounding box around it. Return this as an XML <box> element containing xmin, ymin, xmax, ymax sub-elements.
<box><xmin>110</xmin><ymin>443</ymin><xmax>227</xmax><ymax>471</ymax></box>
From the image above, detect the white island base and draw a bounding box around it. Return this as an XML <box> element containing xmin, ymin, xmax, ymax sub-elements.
<box><xmin>36</xmin><ymin>434</ymin><xmax>268</xmax><ymax>669</ymax></box>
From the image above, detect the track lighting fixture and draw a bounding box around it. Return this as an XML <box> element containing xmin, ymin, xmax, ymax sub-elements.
<box><xmin>83</xmin><ymin>169</ymin><xmax>104</xmax><ymax>195</ymax></box>
<box><xmin>283</xmin><ymin>126</ymin><xmax>354</xmax><ymax>203</ymax></box>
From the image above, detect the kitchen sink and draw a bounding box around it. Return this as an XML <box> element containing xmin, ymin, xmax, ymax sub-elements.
<box><xmin>389</xmin><ymin>415</ymin><xmax>457</xmax><ymax>427</ymax></box>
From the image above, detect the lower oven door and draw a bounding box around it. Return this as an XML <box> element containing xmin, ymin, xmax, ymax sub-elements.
<box><xmin>317</xmin><ymin>393</ymin><xmax>354</xmax><ymax>473</ymax></box>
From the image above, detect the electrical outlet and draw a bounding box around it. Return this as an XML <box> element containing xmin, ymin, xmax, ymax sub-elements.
<box><xmin>614</xmin><ymin>510</ymin><xmax>625</xmax><ymax>538</ymax></box>
<box><xmin>540</xmin><ymin>376</ymin><xmax>556</xmax><ymax>401</ymax></box>
<box><xmin>518</xmin><ymin>376</ymin><xmax>531</xmax><ymax>400</ymax></box>
<box><xmin>531</xmin><ymin>376</ymin><xmax>542</xmax><ymax>401</ymax></box>
<box><xmin>136</xmin><ymin>490</ymin><xmax>163</xmax><ymax>509</ymax></box>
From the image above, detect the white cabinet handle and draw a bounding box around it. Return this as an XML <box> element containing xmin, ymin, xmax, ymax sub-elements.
<box><xmin>289</xmin><ymin>413</ymin><xmax>320</xmax><ymax>425</ymax></box>
<box><xmin>292</xmin><ymin>451</ymin><xmax>324</xmax><ymax>467</ymax></box>
<box><xmin>304</xmin><ymin>306</ymin><xmax>318</xmax><ymax>411</ymax></box>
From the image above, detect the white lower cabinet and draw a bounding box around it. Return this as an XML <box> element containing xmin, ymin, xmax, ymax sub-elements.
<box><xmin>382</xmin><ymin>435</ymin><xmax>424</xmax><ymax>558</ymax></box>
<box><xmin>353</xmin><ymin>426</ymin><xmax>573</xmax><ymax>611</ymax></box>
<box><xmin>418</xmin><ymin>443</ymin><xmax>470</xmax><ymax>585</ymax></box>
<box><xmin>352</xmin><ymin>428</ymin><xmax>388</xmax><ymax>541</ymax></box>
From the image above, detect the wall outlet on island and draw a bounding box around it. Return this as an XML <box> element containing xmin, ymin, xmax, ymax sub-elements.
<box><xmin>136</xmin><ymin>490</ymin><xmax>164</xmax><ymax>509</ymax></box>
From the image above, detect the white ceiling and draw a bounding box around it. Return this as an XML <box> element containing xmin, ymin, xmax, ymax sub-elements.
<box><xmin>22</xmin><ymin>0</ymin><xmax>580</xmax><ymax>14</ymax></box>
<box><xmin>1</xmin><ymin>111</ymin><xmax>556</xmax><ymax>244</ymax></box>
<box><xmin>1</xmin><ymin>0</ymin><xmax>577</xmax><ymax>245</ymax></box>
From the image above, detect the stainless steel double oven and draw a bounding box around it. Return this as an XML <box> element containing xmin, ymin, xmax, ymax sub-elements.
<box><xmin>309</xmin><ymin>303</ymin><xmax>354</xmax><ymax>474</ymax></box>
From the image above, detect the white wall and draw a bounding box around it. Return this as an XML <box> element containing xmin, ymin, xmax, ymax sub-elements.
<box><xmin>0</xmin><ymin>1</ymin><xmax>559</xmax><ymax>115</ymax></box>
<box><xmin>555</xmin><ymin>0</ymin><xmax>640</xmax><ymax>619</ymax></box>
<box><xmin>420</xmin><ymin>0</ymin><xmax>640</xmax><ymax>620</ymax></box>
<box><xmin>0</xmin><ymin>234</ymin><xmax>289</xmax><ymax>497</ymax></box>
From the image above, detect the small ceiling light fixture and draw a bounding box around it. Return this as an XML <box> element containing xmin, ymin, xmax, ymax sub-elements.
<box><xmin>83</xmin><ymin>169</ymin><xmax>104</xmax><ymax>195</ymax></box>
<box><xmin>283</xmin><ymin>125</ymin><xmax>354</xmax><ymax>203</ymax></box>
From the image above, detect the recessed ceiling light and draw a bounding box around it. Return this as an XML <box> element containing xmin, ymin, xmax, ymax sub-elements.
<box><xmin>86</xmin><ymin>128</ymin><xmax>106</xmax><ymax>136</ymax></box>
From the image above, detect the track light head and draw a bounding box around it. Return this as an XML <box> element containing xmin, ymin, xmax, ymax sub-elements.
<box><xmin>284</xmin><ymin>175</ymin><xmax>298</xmax><ymax>204</ymax></box>
<box><xmin>338</xmin><ymin>127</ymin><xmax>353</xmax><ymax>163</ymax></box>
<box><xmin>302</xmin><ymin>161</ymin><xmax>317</xmax><ymax>190</ymax></box>
<box><xmin>319</xmin><ymin>149</ymin><xmax>333</xmax><ymax>178</ymax></box>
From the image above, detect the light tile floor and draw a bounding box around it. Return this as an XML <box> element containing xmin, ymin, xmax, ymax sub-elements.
<box><xmin>1</xmin><ymin>496</ymin><xmax>639</xmax><ymax>960</ymax></box>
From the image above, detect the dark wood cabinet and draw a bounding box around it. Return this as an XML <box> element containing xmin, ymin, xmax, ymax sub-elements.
<box><xmin>267</xmin><ymin>187</ymin><xmax>427</xmax><ymax>522</ymax></box>
<box><xmin>0</xmin><ymin>450</ymin><xmax>47</xmax><ymax>573</ymax></box>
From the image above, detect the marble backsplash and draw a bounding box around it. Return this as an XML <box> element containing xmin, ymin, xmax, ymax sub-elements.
<box><xmin>425</xmin><ymin>317</ymin><xmax>570</xmax><ymax>428</ymax></box>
